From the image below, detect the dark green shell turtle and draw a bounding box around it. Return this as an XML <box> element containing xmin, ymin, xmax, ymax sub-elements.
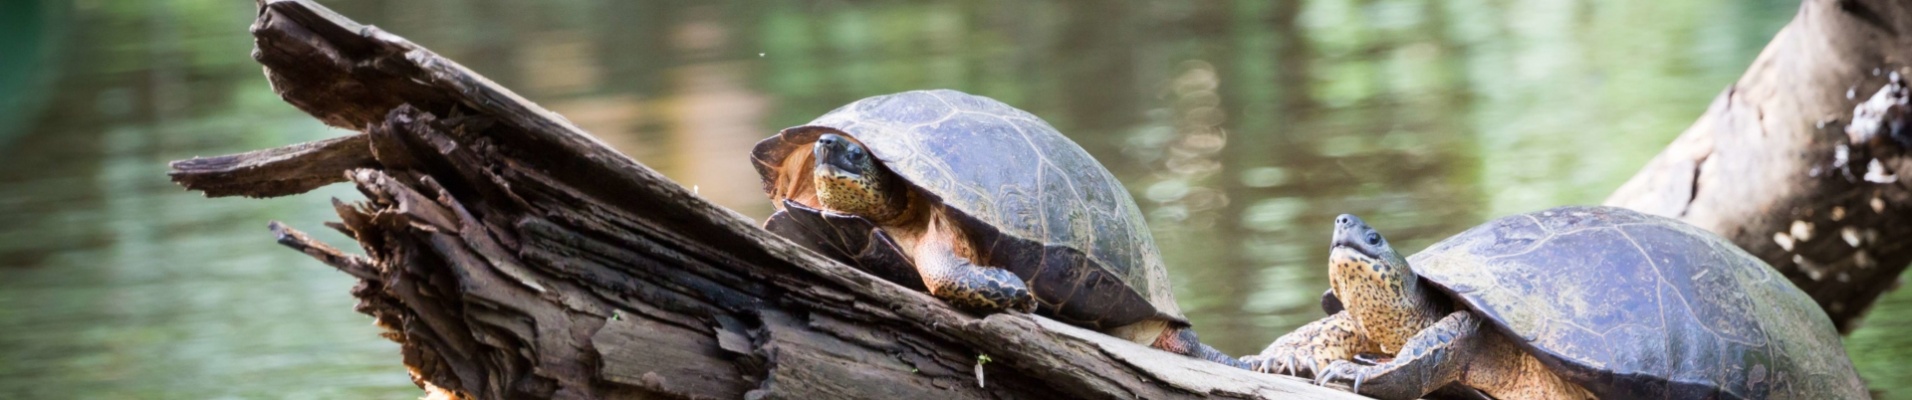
<box><xmin>1254</xmin><ymin>206</ymin><xmax>1867</xmax><ymax>399</ymax></box>
<box><xmin>751</xmin><ymin>89</ymin><xmax>1183</xmax><ymax>333</ymax></box>
<box><xmin>1413</xmin><ymin>206</ymin><xmax>1864</xmax><ymax>398</ymax></box>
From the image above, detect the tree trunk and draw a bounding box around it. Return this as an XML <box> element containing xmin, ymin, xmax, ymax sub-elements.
<box><xmin>1606</xmin><ymin>0</ymin><xmax>1912</xmax><ymax>333</ymax></box>
<box><xmin>168</xmin><ymin>1</ymin><xmax>1366</xmax><ymax>399</ymax></box>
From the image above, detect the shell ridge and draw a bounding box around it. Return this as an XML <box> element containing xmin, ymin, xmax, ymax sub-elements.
<box><xmin>922</xmin><ymin>89</ymin><xmax>964</xmax><ymax>110</ymax></box>
<box><xmin>1476</xmin><ymin>234</ymin><xmax>1555</xmax><ymax>262</ymax></box>
<box><xmin>1657</xmin><ymin>281</ymin><xmax>1682</xmax><ymax>392</ymax></box>
<box><xmin>1523</xmin><ymin>213</ymin><xmax>1551</xmax><ymax>234</ymax></box>
<box><xmin>1547</xmin><ymin>224</ymin><xmax>1613</xmax><ymax>238</ymax></box>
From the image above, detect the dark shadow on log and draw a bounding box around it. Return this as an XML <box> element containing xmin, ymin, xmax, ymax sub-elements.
<box><xmin>167</xmin><ymin>1</ymin><xmax>1370</xmax><ymax>399</ymax></box>
<box><xmin>1607</xmin><ymin>0</ymin><xmax>1912</xmax><ymax>333</ymax></box>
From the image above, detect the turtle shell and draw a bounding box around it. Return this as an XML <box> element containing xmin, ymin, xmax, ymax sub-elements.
<box><xmin>1410</xmin><ymin>206</ymin><xmax>1866</xmax><ymax>399</ymax></box>
<box><xmin>751</xmin><ymin>90</ymin><xmax>1183</xmax><ymax>329</ymax></box>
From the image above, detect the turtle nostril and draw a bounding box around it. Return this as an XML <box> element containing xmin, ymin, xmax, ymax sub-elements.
<box><xmin>1336</xmin><ymin>215</ymin><xmax>1351</xmax><ymax>226</ymax></box>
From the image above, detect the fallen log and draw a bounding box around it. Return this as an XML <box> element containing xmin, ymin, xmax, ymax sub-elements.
<box><xmin>1606</xmin><ymin>0</ymin><xmax>1912</xmax><ymax>333</ymax></box>
<box><xmin>168</xmin><ymin>1</ymin><xmax>1366</xmax><ymax>399</ymax></box>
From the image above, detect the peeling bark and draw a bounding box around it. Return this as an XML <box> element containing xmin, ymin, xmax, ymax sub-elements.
<box><xmin>165</xmin><ymin>1</ymin><xmax>1371</xmax><ymax>399</ymax></box>
<box><xmin>1607</xmin><ymin>0</ymin><xmax>1912</xmax><ymax>333</ymax></box>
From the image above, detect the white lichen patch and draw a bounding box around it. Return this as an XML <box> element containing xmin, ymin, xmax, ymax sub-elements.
<box><xmin>1865</xmin><ymin>159</ymin><xmax>1898</xmax><ymax>183</ymax></box>
<box><xmin>1795</xmin><ymin>255</ymin><xmax>1826</xmax><ymax>281</ymax></box>
<box><xmin>1842</xmin><ymin>226</ymin><xmax>1863</xmax><ymax>247</ymax></box>
<box><xmin>1791</xmin><ymin>221</ymin><xmax>1814</xmax><ymax>242</ymax></box>
<box><xmin>1774</xmin><ymin>232</ymin><xmax>1796</xmax><ymax>251</ymax></box>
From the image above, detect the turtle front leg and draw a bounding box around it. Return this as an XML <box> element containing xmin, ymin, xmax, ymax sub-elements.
<box><xmin>1314</xmin><ymin>310</ymin><xmax>1482</xmax><ymax>400</ymax></box>
<box><xmin>1241</xmin><ymin>311</ymin><xmax>1378</xmax><ymax>377</ymax></box>
<box><xmin>912</xmin><ymin>223</ymin><xmax>1034</xmax><ymax>313</ymax></box>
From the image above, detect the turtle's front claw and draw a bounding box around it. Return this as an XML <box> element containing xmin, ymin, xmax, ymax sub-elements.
<box><xmin>1314</xmin><ymin>360</ymin><xmax>1371</xmax><ymax>394</ymax></box>
<box><xmin>1243</xmin><ymin>339</ymin><xmax>1325</xmax><ymax>378</ymax></box>
<box><xmin>1284</xmin><ymin>352</ymin><xmax>1310</xmax><ymax>376</ymax></box>
<box><xmin>1240</xmin><ymin>356</ymin><xmax>1266</xmax><ymax>373</ymax></box>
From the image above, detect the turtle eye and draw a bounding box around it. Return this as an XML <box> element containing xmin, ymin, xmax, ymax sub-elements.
<box><xmin>1364</xmin><ymin>231</ymin><xmax>1382</xmax><ymax>246</ymax></box>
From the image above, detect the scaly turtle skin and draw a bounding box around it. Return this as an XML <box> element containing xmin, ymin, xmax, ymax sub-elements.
<box><xmin>752</xmin><ymin>89</ymin><xmax>1242</xmax><ymax>367</ymax></box>
<box><xmin>1244</xmin><ymin>206</ymin><xmax>1868</xmax><ymax>400</ymax></box>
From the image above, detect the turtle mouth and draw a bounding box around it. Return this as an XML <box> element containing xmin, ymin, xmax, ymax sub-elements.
<box><xmin>813</xmin><ymin>134</ymin><xmax>871</xmax><ymax>176</ymax></box>
<box><xmin>1330</xmin><ymin>233</ymin><xmax>1360</xmax><ymax>250</ymax></box>
<box><xmin>815</xmin><ymin>161</ymin><xmax>859</xmax><ymax>179</ymax></box>
<box><xmin>1329</xmin><ymin>240</ymin><xmax>1378</xmax><ymax>260</ymax></box>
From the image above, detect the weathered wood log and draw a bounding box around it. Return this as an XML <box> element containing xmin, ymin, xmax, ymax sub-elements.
<box><xmin>1606</xmin><ymin>0</ymin><xmax>1912</xmax><ymax>333</ymax></box>
<box><xmin>167</xmin><ymin>1</ymin><xmax>1368</xmax><ymax>399</ymax></box>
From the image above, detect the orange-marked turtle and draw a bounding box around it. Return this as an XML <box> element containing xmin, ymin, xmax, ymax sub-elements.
<box><xmin>1244</xmin><ymin>206</ymin><xmax>1867</xmax><ymax>399</ymax></box>
<box><xmin>752</xmin><ymin>89</ymin><xmax>1243</xmax><ymax>367</ymax></box>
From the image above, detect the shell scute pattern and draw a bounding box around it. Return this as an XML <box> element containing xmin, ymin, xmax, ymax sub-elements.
<box><xmin>995</xmin><ymin>186</ymin><xmax>1039</xmax><ymax>242</ymax></box>
<box><xmin>919</xmin><ymin>111</ymin><xmax>1039</xmax><ymax>215</ymax></box>
<box><xmin>1619</xmin><ymin>224</ymin><xmax>1766</xmax><ymax>347</ymax></box>
<box><xmin>1039</xmin><ymin>165</ymin><xmax>1096</xmax><ymax>260</ymax></box>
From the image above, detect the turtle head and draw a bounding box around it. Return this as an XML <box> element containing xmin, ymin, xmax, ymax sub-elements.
<box><xmin>1330</xmin><ymin>214</ymin><xmax>1408</xmax><ymax>274</ymax></box>
<box><xmin>812</xmin><ymin>133</ymin><xmax>905</xmax><ymax>221</ymax></box>
<box><xmin>814</xmin><ymin>133</ymin><xmax>878</xmax><ymax>179</ymax></box>
<box><xmin>1328</xmin><ymin>214</ymin><xmax>1436</xmax><ymax>348</ymax></box>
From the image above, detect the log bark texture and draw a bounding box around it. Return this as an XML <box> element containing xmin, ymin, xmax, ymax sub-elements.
<box><xmin>168</xmin><ymin>1</ymin><xmax>1368</xmax><ymax>399</ymax></box>
<box><xmin>1606</xmin><ymin>0</ymin><xmax>1912</xmax><ymax>333</ymax></box>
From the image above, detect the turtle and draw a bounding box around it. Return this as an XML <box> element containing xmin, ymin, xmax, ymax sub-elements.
<box><xmin>1242</xmin><ymin>206</ymin><xmax>1868</xmax><ymax>400</ymax></box>
<box><xmin>751</xmin><ymin>89</ymin><xmax>1242</xmax><ymax>367</ymax></box>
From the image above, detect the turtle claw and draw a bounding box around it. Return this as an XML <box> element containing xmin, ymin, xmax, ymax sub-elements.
<box><xmin>1243</xmin><ymin>344</ymin><xmax>1325</xmax><ymax>378</ymax></box>
<box><xmin>1314</xmin><ymin>360</ymin><xmax>1370</xmax><ymax>394</ymax></box>
<box><xmin>1241</xmin><ymin>354</ymin><xmax>1282</xmax><ymax>374</ymax></box>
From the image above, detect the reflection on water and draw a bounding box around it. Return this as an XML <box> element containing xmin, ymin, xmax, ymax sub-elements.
<box><xmin>2</xmin><ymin>0</ymin><xmax>1902</xmax><ymax>398</ymax></box>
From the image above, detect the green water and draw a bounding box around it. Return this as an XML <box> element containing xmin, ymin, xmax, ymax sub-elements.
<box><xmin>2</xmin><ymin>0</ymin><xmax>1903</xmax><ymax>398</ymax></box>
